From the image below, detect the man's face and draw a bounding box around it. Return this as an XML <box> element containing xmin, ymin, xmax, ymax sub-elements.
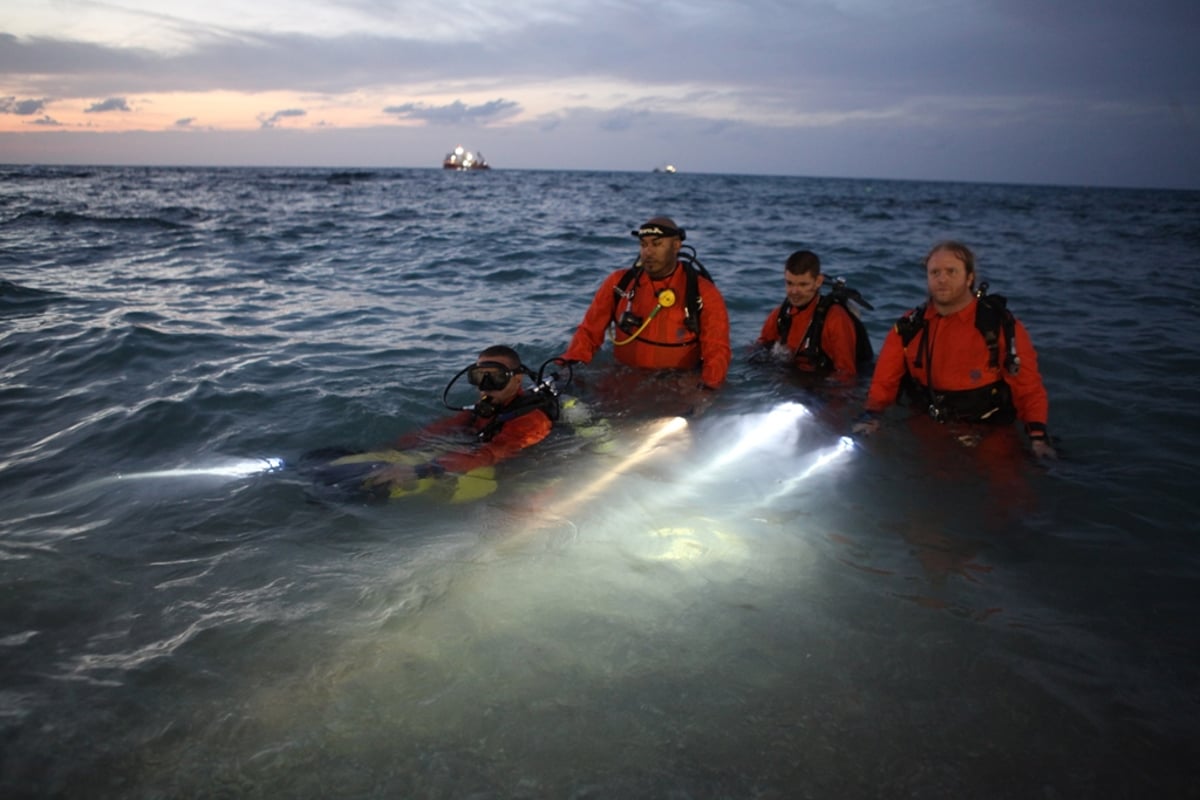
<box><xmin>925</xmin><ymin>250</ymin><xmax>974</xmax><ymax>311</ymax></box>
<box><xmin>785</xmin><ymin>271</ymin><xmax>824</xmax><ymax>308</ymax></box>
<box><xmin>638</xmin><ymin>235</ymin><xmax>681</xmax><ymax>277</ymax></box>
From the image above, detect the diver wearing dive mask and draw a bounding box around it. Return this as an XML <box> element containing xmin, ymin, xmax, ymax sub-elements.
<box><xmin>363</xmin><ymin>345</ymin><xmax>556</xmax><ymax>492</ymax></box>
<box><xmin>466</xmin><ymin>361</ymin><xmax>519</xmax><ymax>415</ymax></box>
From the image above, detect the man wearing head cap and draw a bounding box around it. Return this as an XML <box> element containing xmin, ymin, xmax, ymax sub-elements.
<box><xmin>560</xmin><ymin>216</ymin><xmax>731</xmax><ymax>389</ymax></box>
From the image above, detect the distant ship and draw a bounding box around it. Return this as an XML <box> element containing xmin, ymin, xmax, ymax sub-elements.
<box><xmin>652</xmin><ymin>164</ymin><xmax>677</xmax><ymax>174</ymax></box>
<box><xmin>443</xmin><ymin>145</ymin><xmax>490</xmax><ymax>170</ymax></box>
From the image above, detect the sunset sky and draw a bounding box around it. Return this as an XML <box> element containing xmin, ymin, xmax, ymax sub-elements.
<box><xmin>2</xmin><ymin>0</ymin><xmax>1197</xmax><ymax>188</ymax></box>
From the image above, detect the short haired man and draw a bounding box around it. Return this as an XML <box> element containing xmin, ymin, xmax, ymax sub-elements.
<box><xmin>365</xmin><ymin>344</ymin><xmax>555</xmax><ymax>489</ymax></box>
<box><xmin>560</xmin><ymin>216</ymin><xmax>731</xmax><ymax>390</ymax></box>
<box><xmin>754</xmin><ymin>249</ymin><xmax>867</xmax><ymax>383</ymax></box>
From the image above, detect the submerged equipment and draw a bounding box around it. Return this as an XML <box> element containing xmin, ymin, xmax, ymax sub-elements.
<box><xmin>299</xmin><ymin>446</ymin><xmax>498</xmax><ymax>504</ymax></box>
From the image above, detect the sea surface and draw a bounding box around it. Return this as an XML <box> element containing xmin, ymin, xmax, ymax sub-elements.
<box><xmin>2</xmin><ymin>165</ymin><xmax>1198</xmax><ymax>798</ymax></box>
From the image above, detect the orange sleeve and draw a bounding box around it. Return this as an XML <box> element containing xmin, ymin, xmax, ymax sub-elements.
<box><xmin>757</xmin><ymin>308</ymin><xmax>780</xmax><ymax>346</ymax></box>
<box><xmin>865</xmin><ymin>325</ymin><xmax>909</xmax><ymax>412</ymax></box>
<box><xmin>562</xmin><ymin>270</ymin><xmax>622</xmax><ymax>363</ymax></box>
<box><xmin>698</xmin><ymin>279</ymin><xmax>732</xmax><ymax>388</ymax></box>
<box><xmin>434</xmin><ymin>409</ymin><xmax>553</xmax><ymax>474</ymax></box>
<box><xmin>1003</xmin><ymin>319</ymin><xmax>1050</xmax><ymax>426</ymax></box>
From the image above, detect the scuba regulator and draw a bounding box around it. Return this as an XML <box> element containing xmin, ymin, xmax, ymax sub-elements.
<box><xmin>614</xmin><ymin>286</ymin><xmax>678</xmax><ymax>345</ymax></box>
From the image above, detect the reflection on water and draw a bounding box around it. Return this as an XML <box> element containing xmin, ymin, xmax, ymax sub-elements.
<box><xmin>5</xmin><ymin>395</ymin><xmax>1193</xmax><ymax>797</ymax></box>
<box><xmin>0</xmin><ymin>369</ymin><xmax>1190</xmax><ymax>800</ymax></box>
<box><xmin>71</xmin><ymin>401</ymin><xmax>851</xmax><ymax>793</ymax></box>
<box><xmin>4</xmin><ymin>168</ymin><xmax>1198</xmax><ymax>796</ymax></box>
<box><xmin>14</xmin><ymin>402</ymin><xmax>1009</xmax><ymax>793</ymax></box>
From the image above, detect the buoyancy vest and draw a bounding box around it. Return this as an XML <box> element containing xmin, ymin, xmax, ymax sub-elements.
<box><xmin>472</xmin><ymin>389</ymin><xmax>559</xmax><ymax>442</ymax></box>
<box><xmin>894</xmin><ymin>284</ymin><xmax>1021</xmax><ymax>424</ymax></box>
<box><xmin>775</xmin><ymin>280</ymin><xmax>874</xmax><ymax>372</ymax></box>
<box><xmin>612</xmin><ymin>248</ymin><xmax>714</xmax><ymax>340</ymax></box>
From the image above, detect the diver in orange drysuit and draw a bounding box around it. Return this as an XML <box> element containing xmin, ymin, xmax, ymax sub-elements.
<box><xmin>854</xmin><ymin>240</ymin><xmax>1055</xmax><ymax>459</ymax></box>
<box><xmin>754</xmin><ymin>249</ymin><xmax>865</xmax><ymax>383</ymax></box>
<box><xmin>561</xmin><ymin>216</ymin><xmax>731</xmax><ymax>390</ymax></box>
<box><xmin>366</xmin><ymin>345</ymin><xmax>554</xmax><ymax>487</ymax></box>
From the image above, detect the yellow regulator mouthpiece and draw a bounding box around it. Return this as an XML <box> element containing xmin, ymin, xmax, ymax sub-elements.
<box><xmin>656</xmin><ymin>288</ymin><xmax>677</xmax><ymax>308</ymax></box>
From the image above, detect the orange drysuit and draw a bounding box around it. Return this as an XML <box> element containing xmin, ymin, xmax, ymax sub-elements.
<box><xmin>390</xmin><ymin>392</ymin><xmax>553</xmax><ymax>475</ymax></box>
<box><xmin>562</xmin><ymin>262</ymin><xmax>732</xmax><ymax>388</ymax></box>
<box><xmin>865</xmin><ymin>298</ymin><xmax>1049</xmax><ymax>426</ymax></box>
<box><xmin>756</xmin><ymin>298</ymin><xmax>860</xmax><ymax>379</ymax></box>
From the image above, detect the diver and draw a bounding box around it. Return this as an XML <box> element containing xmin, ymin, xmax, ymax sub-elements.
<box><xmin>361</xmin><ymin>345</ymin><xmax>558</xmax><ymax>492</ymax></box>
<box><xmin>751</xmin><ymin>249</ymin><xmax>874</xmax><ymax>384</ymax></box>
<box><xmin>852</xmin><ymin>240</ymin><xmax>1056</xmax><ymax>458</ymax></box>
<box><xmin>559</xmin><ymin>216</ymin><xmax>732</xmax><ymax>393</ymax></box>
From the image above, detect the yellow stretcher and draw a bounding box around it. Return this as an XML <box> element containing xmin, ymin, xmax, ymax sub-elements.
<box><xmin>316</xmin><ymin>449</ymin><xmax>498</xmax><ymax>503</ymax></box>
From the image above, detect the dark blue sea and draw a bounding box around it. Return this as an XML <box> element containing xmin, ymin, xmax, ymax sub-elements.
<box><xmin>2</xmin><ymin>165</ymin><xmax>1198</xmax><ymax>798</ymax></box>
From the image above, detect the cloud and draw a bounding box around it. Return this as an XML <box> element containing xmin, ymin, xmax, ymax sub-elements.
<box><xmin>0</xmin><ymin>1</ymin><xmax>1195</xmax><ymax>188</ymax></box>
<box><xmin>175</xmin><ymin>117</ymin><xmax>196</xmax><ymax>127</ymax></box>
<box><xmin>85</xmin><ymin>97</ymin><xmax>131</xmax><ymax>113</ymax></box>
<box><xmin>382</xmin><ymin>98</ymin><xmax>520</xmax><ymax>125</ymax></box>
<box><xmin>596</xmin><ymin>109</ymin><xmax>649</xmax><ymax>133</ymax></box>
<box><xmin>30</xmin><ymin>115</ymin><xmax>61</xmax><ymax>126</ymax></box>
<box><xmin>2</xmin><ymin>4</ymin><xmax>1195</xmax><ymax>113</ymax></box>
<box><xmin>258</xmin><ymin>108</ymin><xmax>306</xmax><ymax>128</ymax></box>
<box><xmin>1</xmin><ymin>96</ymin><xmax>48</xmax><ymax>115</ymax></box>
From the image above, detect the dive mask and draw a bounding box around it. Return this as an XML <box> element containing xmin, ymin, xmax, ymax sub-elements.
<box><xmin>466</xmin><ymin>361</ymin><xmax>515</xmax><ymax>392</ymax></box>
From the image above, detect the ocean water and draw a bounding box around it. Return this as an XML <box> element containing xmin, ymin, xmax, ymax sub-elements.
<box><xmin>2</xmin><ymin>165</ymin><xmax>1199</xmax><ymax>798</ymax></box>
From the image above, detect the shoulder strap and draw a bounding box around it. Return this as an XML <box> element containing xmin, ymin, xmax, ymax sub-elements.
<box><xmin>678</xmin><ymin>250</ymin><xmax>713</xmax><ymax>335</ymax></box>
<box><xmin>973</xmin><ymin>285</ymin><xmax>1020</xmax><ymax>374</ymax></box>
<box><xmin>820</xmin><ymin>278</ymin><xmax>876</xmax><ymax>366</ymax></box>
<box><xmin>613</xmin><ymin>264</ymin><xmax>642</xmax><ymax>302</ymax></box>
<box><xmin>798</xmin><ymin>293</ymin><xmax>876</xmax><ymax>370</ymax></box>
<box><xmin>795</xmin><ymin>296</ymin><xmax>834</xmax><ymax>371</ymax></box>
<box><xmin>897</xmin><ymin>291</ymin><xmax>1020</xmax><ymax>375</ymax></box>
<box><xmin>610</xmin><ymin>263</ymin><xmax>643</xmax><ymax>326</ymax></box>
<box><xmin>895</xmin><ymin>303</ymin><xmax>929</xmax><ymax>370</ymax></box>
<box><xmin>475</xmin><ymin>392</ymin><xmax>557</xmax><ymax>443</ymax></box>
<box><xmin>895</xmin><ymin>304</ymin><xmax>927</xmax><ymax>345</ymax></box>
<box><xmin>774</xmin><ymin>299</ymin><xmax>793</xmax><ymax>340</ymax></box>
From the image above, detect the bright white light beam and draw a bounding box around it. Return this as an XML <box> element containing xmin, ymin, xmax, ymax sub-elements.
<box><xmin>112</xmin><ymin>457</ymin><xmax>285</xmax><ymax>481</ymax></box>
<box><xmin>702</xmin><ymin>401</ymin><xmax>811</xmax><ymax>473</ymax></box>
<box><xmin>761</xmin><ymin>436</ymin><xmax>856</xmax><ymax>504</ymax></box>
<box><xmin>533</xmin><ymin>416</ymin><xmax>689</xmax><ymax>524</ymax></box>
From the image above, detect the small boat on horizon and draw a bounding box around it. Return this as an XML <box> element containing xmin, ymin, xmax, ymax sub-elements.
<box><xmin>652</xmin><ymin>164</ymin><xmax>677</xmax><ymax>174</ymax></box>
<box><xmin>443</xmin><ymin>145</ymin><xmax>490</xmax><ymax>170</ymax></box>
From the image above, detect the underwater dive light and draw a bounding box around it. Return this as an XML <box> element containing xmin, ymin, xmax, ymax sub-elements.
<box><xmin>114</xmin><ymin>456</ymin><xmax>286</xmax><ymax>481</ymax></box>
<box><xmin>760</xmin><ymin>436</ymin><xmax>856</xmax><ymax>504</ymax></box>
